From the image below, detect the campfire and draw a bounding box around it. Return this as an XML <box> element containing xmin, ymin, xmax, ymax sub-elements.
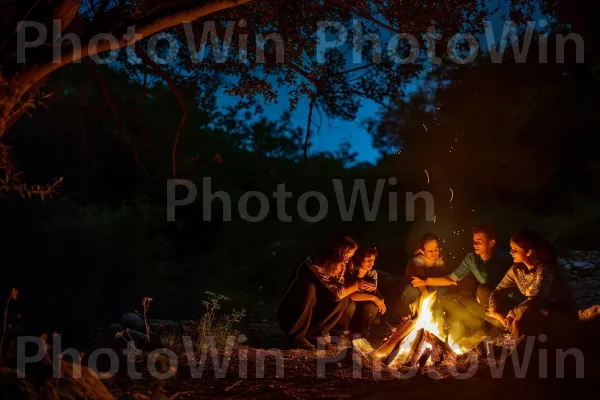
<box><xmin>355</xmin><ymin>291</ymin><xmax>475</xmax><ymax>369</ymax></box>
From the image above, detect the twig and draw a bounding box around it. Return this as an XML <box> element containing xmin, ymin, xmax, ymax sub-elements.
<box><xmin>303</xmin><ymin>94</ymin><xmax>318</xmax><ymax>161</ymax></box>
<box><xmin>135</xmin><ymin>297</ymin><xmax>153</xmax><ymax>343</ymax></box>
<box><xmin>225</xmin><ymin>380</ymin><xmax>244</xmax><ymax>392</ymax></box>
<box><xmin>91</xmin><ymin>64</ymin><xmax>151</xmax><ymax>177</ymax></box>
<box><xmin>0</xmin><ymin>0</ymin><xmax>43</xmax><ymax>52</ymax></box>
<box><xmin>0</xmin><ymin>288</ymin><xmax>18</xmax><ymax>364</ymax></box>
<box><xmin>169</xmin><ymin>391</ymin><xmax>195</xmax><ymax>400</ymax></box>
<box><xmin>134</xmin><ymin>49</ymin><xmax>188</xmax><ymax>178</ymax></box>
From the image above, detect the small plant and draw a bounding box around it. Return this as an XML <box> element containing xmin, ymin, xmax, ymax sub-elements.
<box><xmin>0</xmin><ymin>288</ymin><xmax>19</xmax><ymax>364</ymax></box>
<box><xmin>135</xmin><ymin>297</ymin><xmax>153</xmax><ymax>343</ymax></box>
<box><xmin>196</xmin><ymin>291</ymin><xmax>246</xmax><ymax>348</ymax></box>
<box><xmin>159</xmin><ymin>291</ymin><xmax>246</xmax><ymax>354</ymax></box>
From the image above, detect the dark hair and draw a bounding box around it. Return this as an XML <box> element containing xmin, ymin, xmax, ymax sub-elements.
<box><xmin>413</xmin><ymin>233</ymin><xmax>440</xmax><ymax>256</ymax></box>
<box><xmin>353</xmin><ymin>246</ymin><xmax>379</xmax><ymax>266</ymax></box>
<box><xmin>510</xmin><ymin>229</ymin><xmax>557</xmax><ymax>267</ymax></box>
<box><xmin>472</xmin><ymin>225</ymin><xmax>497</xmax><ymax>241</ymax></box>
<box><xmin>313</xmin><ymin>235</ymin><xmax>358</xmax><ymax>273</ymax></box>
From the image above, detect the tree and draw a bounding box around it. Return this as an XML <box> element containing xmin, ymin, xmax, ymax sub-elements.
<box><xmin>1</xmin><ymin>0</ymin><xmax>551</xmax><ymax>146</ymax></box>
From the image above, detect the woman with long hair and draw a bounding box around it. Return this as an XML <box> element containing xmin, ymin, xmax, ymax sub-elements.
<box><xmin>337</xmin><ymin>246</ymin><xmax>386</xmax><ymax>338</ymax></box>
<box><xmin>276</xmin><ymin>234</ymin><xmax>363</xmax><ymax>350</ymax></box>
<box><xmin>487</xmin><ymin>229</ymin><xmax>577</xmax><ymax>342</ymax></box>
<box><xmin>397</xmin><ymin>233</ymin><xmax>447</xmax><ymax>318</ymax></box>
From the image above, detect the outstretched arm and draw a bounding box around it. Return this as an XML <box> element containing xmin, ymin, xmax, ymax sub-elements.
<box><xmin>487</xmin><ymin>268</ymin><xmax>517</xmax><ymax>326</ymax></box>
<box><xmin>413</xmin><ymin>275</ymin><xmax>457</xmax><ymax>287</ymax></box>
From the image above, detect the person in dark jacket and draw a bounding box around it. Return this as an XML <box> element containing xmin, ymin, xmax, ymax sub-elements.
<box><xmin>276</xmin><ymin>235</ymin><xmax>372</xmax><ymax>350</ymax></box>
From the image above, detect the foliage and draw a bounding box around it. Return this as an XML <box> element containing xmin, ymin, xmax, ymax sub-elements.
<box><xmin>0</xmin><ymin>144</ymin><xmax>63</xmax><ymax>200</ymax></box>
<box><xmin>367</xmin><ymin>23</ymin><xmax>600</xmax><ymax>254</ymax></box>
<box><xmin>0</xmin><ymin>0</ymin><xmax>567</xmax><ymax>143</ymax></box>
<box><xmin>159</xmin><ymin>291</ymin><xmax>246</xmax><ymax>353</ymax></box>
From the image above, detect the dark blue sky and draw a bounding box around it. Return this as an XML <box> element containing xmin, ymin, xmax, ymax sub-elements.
<box><xmin>217</xmin><ymin>2</ymin><xmax>538</xmax><ymax>164</ymax></box>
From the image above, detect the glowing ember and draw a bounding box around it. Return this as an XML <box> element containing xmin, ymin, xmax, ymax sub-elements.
<box><xmin>352</xmin><ymin>338</ymin><xmax>374</xmax><ymax>358</ymax></box>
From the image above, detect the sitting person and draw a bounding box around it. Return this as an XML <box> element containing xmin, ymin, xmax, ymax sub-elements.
<box><xmin>276</xmin><ymin>235</ymin><xmax>365</xmax><ymax>350</ymax></box>
<box><xmin>338</xmin><ymin>246</ymin><xmax>386</xmax><ymax>338</ymax></box>
<box><xmin>486</xmin><ymin>229</ymin><xmax>578</xmax><ymax>346</ymax></box>
<box><xmin>397</xmin><ymin>233</ymin><xmax>447</xmax><ymax>318</ymax></box>
<box><xmin>412</xmin><ymin>225</ymin><xmax>514</xmax><ymax>338</ymax></box>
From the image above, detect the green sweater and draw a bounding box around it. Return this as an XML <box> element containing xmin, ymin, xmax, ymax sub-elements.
<box><xmin>449</xmin><ymin>251</ymin><xmax>512</xmax><ymax>288</ymax></box>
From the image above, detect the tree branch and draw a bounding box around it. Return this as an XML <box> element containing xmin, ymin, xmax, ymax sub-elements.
<box><xmin>13</xmin><ymin>0</ymin><xmax>252</xmax><ymax>99</ymax></box>
<box><xmin>326</xmin><ymin>0</ymin><xmax>403</xmax><ymax>35</ymax></box>
<box><xmin>135</xmin><ymin>49</ymin><xmax>188</xmax><ymax>178</ymax></box>
<box><xmin>303</xmin><ymin>94</ymin><xmax>318</xmax><ymax>161</ymax></box>
<box><xmin>91</xmin><ymin>64</ymin><xmax>150</xmax><ymax>177</ymax></box>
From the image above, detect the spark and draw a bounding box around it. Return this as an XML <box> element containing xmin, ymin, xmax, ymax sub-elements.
<box><xmin>449</xmin><ymin>188</ymin><xmax>454</xmax><ymax>202</ymax></box>
<box><xmin>424</xmin><ymin>169</ymin><xmax>430</xmax><ymax>184</ymax></box>
<box><xmin>422</xmin><ymin>123</ymin><xmax>428</xmax><ymax>131</ymax></box>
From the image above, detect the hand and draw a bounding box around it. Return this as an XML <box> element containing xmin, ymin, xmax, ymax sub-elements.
<box><xmin>359</xmin><ymin>280</ymin><xmax>376</xmax><ymax>292</ymax></box>
<box><xmin>411</xmin><ymin>276</ymin><xmax>427</xmax><ymax>288</ymax></box>
<box><xmin>374</xmin><ymin>297</ymin><xmax>387</xmax><ymax>314</ymax></box>
<box><xmin>486</xmin><ymin>309</ymin><xmax>507</xmax><ymax>328</ymax></box>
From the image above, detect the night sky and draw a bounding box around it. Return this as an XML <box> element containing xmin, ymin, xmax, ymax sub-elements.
<box><xmin>216</xmin><ymin>1</ymin><xmax>533</xmax><ymax>164</ymax></box>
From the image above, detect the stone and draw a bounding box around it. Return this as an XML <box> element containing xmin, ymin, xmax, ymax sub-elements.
<box><xmin>108</xmin><ymin>323</ymin><xmax>123</xmax><ymax>333</ymax></box>
<box><xmin>564</xmin><ymin>263</ymin><xmax>572</xmax><ymax>271</ymax></box>
<box><xmin>580</xmin><ymin>267</ymin><xmax>595</xmax><ymax>277</ymax></box>
<box><xmin>121</xmin><ymin>313</ymin><xmax>145</xmax><ymax>331</ymax></box>
<box><xmin>573</xmin><ymin>261</ymin><xmax>593</xmax><ymax>268</ymax></box>
<box><xmin>128</xmin><ymin>329</ymin><xmax>148</xmax><ymax>341</ymax></box>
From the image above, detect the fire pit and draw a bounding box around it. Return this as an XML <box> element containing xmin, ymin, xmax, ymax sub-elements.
<box><xmin>366</xmin><ymin>291</ymin><xmax>474</xmax><ymax>369</ymax></box>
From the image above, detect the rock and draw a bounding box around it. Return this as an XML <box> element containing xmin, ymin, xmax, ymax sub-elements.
<box><xmin>147</xmin><ymin>318</ymin><xmax>178</xmax><ymax>327</ymax></box>
<box><xmin>121</xmin><ymin>313</ymin><xmax>145</xmax><ymax>331</ymax></box>
<box><xmin>128</xmin><ymin>329</ymin><xmax>148</xmax><ymax>341</ymax></box>
<box><xmin>564</xmin><ymin>263</ymin><xmax>572</xmax><ymax>271</ymax></box>
<box><xmin>0</xmin><ymin>361</ymin><xmax>114</xmax><ymax>399</ymax></box>
<box><xmin>580</xmin><ymin>267</ymin><xmax>595</xmax><ymax>277</ymax></box>
<box><xmin>107</xmin><ymin>323</ymin><xmax>123</xmax><ymax>333</ymax></box>
<box><xmin>573</xmin><ymin>261</ymin><xmax>593</xmax><ymax>268</ymax></box>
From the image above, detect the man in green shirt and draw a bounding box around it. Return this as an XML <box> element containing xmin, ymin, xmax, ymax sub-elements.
<box><xmin>412</xmin><ymin>225</ymin><xmax>514</xmax><ymax>337</ymax></box>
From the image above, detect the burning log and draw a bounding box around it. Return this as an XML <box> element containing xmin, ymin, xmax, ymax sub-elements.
<box><xmin>386</xmin><ymin>328</ymin><xmax>425</xmax><ymax>368</ymax></box>
<box><xmin>370</xmin><ymin>317</ymin><xmax>417</xmax><ymax>360</ymax></box>
<box><xmin>414</xmin><ymin>331</ymin><xmax>453</xmax><ymax>367</ymax></box>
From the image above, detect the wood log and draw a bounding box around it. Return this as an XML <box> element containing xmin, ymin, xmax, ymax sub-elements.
<box><xmin>422</xmin><ymin>331</ymin><xmax>453</xmax><ymax>365</ymax></box>
<box><xmin>387</xmin><ymin>328</ymin><xmax>424</xmax><ymax>368</ymax></box>
<box><xmin>371</xmin><ymin>317</ymin><xmax>417</xmax><ymax>360</ymax></box>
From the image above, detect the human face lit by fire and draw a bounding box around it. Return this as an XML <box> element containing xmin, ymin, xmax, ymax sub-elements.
<box><xmin>360</xmin><ymin>256</ymin><xmax>376</xmax><ymax>271</ymax></box>
<box><xmin>509</xmin><ymin>240</ymin><xmax>530</xmax><ymax>264</ymax></box>
<box><xmin>473</xmin><ymin>232</ymin><xmax>495</xmax><ymax>255</ymax></box>
<box><xmin>421</xmin><ymin>240</ymin><xmax>440</xmax><ymax>264</ymax></box>
<box><xmin>344</xmin><ymin>248</ymin><xmax>357</xmax><ymax>263</ymax></box>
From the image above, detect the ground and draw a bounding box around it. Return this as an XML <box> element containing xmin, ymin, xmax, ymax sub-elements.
<box><xmin>100</xmin><ymin>266</ymin><xmax>600</xmax><ymax>399</ymax></box>
<box><xmin>5</xmin><ymin>255</ymin><xmax>600</xmax><ymax>399</ymax></box>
